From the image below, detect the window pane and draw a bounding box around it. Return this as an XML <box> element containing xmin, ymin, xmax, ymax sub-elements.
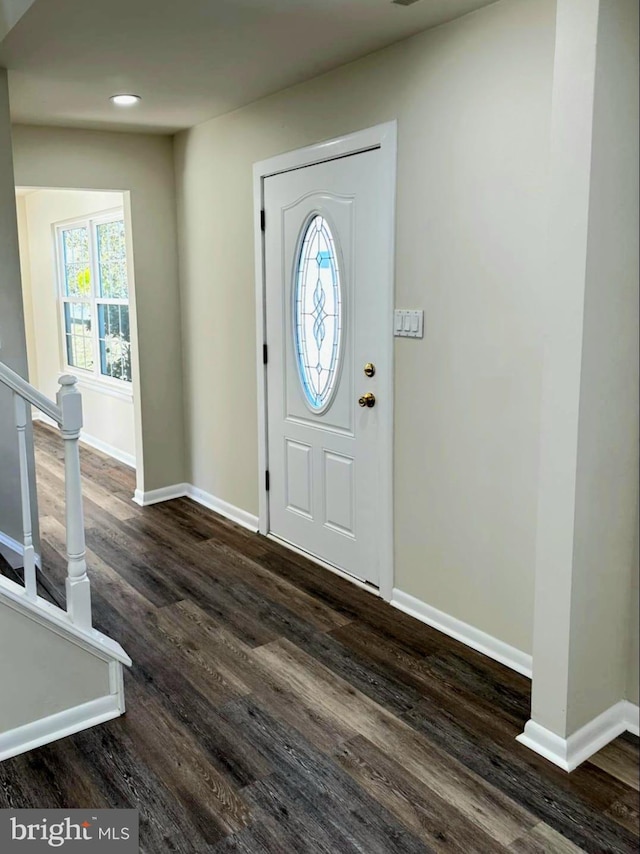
<box><xmin>98</xmin><ymin>304</ymin><xmax>131</xmax><ymax>382</ymax></box>
<box><xmin>97</xmin><ymin>220</ymin><xmax>128</xmax><ymax>299</ymax></box>
<box><xmin>294</xmin><ymin>215</ymin><xmax>342</xmax><ymax>411</ymax></box>
<box><xmin>62</xmin><ymin>227</ymin><xmax>90</xmax><ymax>297</ymax></box>
<box><xmin>63</xmin><ymin>302</ymin><xmax>94</xmax><ymax>370</ymax></box>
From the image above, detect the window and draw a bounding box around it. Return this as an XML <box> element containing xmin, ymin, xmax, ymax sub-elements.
<box><xmin>293</xmin><ymin>214</ymin><xmax>342</xmax><ymax>411</ymax></box>
<box><xmin>56</xmin><ymin>212</ymin><xmax>132</xmax><ymax>385</ymax></box>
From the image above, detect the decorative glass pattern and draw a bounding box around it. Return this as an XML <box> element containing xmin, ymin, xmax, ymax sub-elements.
<box><xmin>294</xmin><ymin>215</ymin><xmax>342</xmax><ymax>410</ymax></box>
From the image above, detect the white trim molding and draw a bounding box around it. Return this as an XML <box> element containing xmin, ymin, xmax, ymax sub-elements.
<box><xmin>0</xmin><ymin>530</ymin><xmax>42</xmax><ymax>571</ymax></box>
<box><xmin>391</xmin><ymin>588</ymin><xmax>533</xmax><ymax>678</ymax></box>
<box><xmin>517</xmin><ymin>700</ymin><xmax>638</xmax><ymax>773</ymax></box>
<box><xmin>623</xmin><ymin>700</ymin><xmax>639</xmax><ymax>736</ymax></box>
<box><xmin>0</xmin><ymin>532</ymin><xmax>23</xmax><ymax>570</ymax></box>
<box><xmin>0</xmin><ymin>581</ymin><xmax>129</xmax><ymax>761</ymax></box>
<box><xmin>132</xmin><ymin>483</ymin><xmax>259</xmax><ymax>532</ymax></box>
<box><xmin>0</xmin><ymin>573</ymin><xmax>131</xmax><ymax>666</ymax></box>
<box><xmin>75</xmin><ymin>374</ymin><xmax>134</xmax><ymax>403</ymax></box>
<box><xmin>133</xmin><ymin>483</ymin><xmax>189</xmax><ymax>506</ymax></box>
<box><xmin>80</xmin><ymin>432</ymin><xmax>135</xmax><ymax>469</ymax></box>
<box><xmin>32</xmin><ymin>411</ymin><xmax>135</xmax><ymax>469</ymax></box>
<box><xmin>187</xmin><ymin>485</ymin><xmax>259</xmax><ymax>532</ymax></box>
<box><xmin>0</xmin><ymin>691</ymin><xmax>124</xmax><ymax>763</ymax></box>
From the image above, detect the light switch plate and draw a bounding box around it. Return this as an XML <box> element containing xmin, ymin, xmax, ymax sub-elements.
<box><xmin>394</xmin><ymin>309</ymin><xmax>424</xmax><ymax>338</ymax></box>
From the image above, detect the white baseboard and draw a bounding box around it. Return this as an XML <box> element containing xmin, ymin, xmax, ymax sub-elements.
<box><xmin>391</xmin><ymin>588</ymin><xmax>533</xmax><ymax>678</ymax></box>
<box><xmin>0</xmin><ymin>691</ymin><xmax>124</xmax><ymax>762</ymax></box>
<box><xmin>0</xmin><ymin>531</ymin><xmax>42</xmax><ymax>571</ymax></box>
<box><xmin>623</xmin><ymin>700</ymin><xmax>639</xmax><ymax>736</ymax></box>
<box><xmin>187</xmin><ymin>485</ymin><xmax>259</xmax><ymax>531</ymax></box>
<box><xmin>33</xmin><ymin>411</ymin><xmax>136</xmax><ymax>469</ymax></box>
<box><xmin>516</xmin><ymin>699</ymin><xmax>637</xmax><ymax>772</ymax></box>
<box><xmin>79</xmin><ymin>432</ymin><xmax>136</xmax><ymax>469</ymax></box>
<box><xmin>31</xmin><ymin>410</ymin><xmax>57</xmax><ymax>428</ymax></box>
<box><xmin>132</xmin><ymin>482</ymin><xmax>259</xmax><ymax>532</ymax></box>
<box><xmin>132</xmin><ymin>483</ymin><xmax>189</xmax><ymax>506</ymax></box>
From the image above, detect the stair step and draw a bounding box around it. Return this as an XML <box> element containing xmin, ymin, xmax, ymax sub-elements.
<box><xmin>0</xmin><ymin>558</ymin><xmax>65</xmax><ymax>609</ymax></box>
<box><xmin>0</xmin><ymin>553</ymin><xmax>18</xmax><ymax>585</ymax></box>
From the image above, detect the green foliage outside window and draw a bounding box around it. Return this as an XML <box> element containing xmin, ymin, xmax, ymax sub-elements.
<box><xmin>60</xmin><ymin>216</ymin><xmax>132</xmax><ymax>383</ymax></box>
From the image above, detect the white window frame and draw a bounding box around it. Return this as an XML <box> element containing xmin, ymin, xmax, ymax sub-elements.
<box><xmin>55</xmin><ymin>209</ymin><xmax>133</xmax><ymax>393</ymax></box>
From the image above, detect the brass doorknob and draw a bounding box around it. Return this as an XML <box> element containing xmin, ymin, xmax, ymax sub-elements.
<box><xmin>358</xmin><ymin>392</ymin><xmax>376</xmax><ymax>408</ymax></box>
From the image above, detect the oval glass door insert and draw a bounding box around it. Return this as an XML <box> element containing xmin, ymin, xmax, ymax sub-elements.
<box><xmin>294</xmin><ymin>215</ymin><xmax>343</xmax><ymax>411</ymax></box>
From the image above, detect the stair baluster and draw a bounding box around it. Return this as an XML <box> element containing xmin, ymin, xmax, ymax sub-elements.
<box><xmin>0</xmin><ymin>361</ymin><xmax>94</xmax><ymax>629</ymax></box>
<box><xmin>57</xmin><ymin>374</ymin><xmax>92</xmax><ymax>630</ymax></box>
<box><xmin>13</xmin><ymin>393</ymin><xmax>37</xmax><ymax>601</ymax></box>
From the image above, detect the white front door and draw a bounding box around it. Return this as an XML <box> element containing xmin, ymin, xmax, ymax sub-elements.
<box><xmin>263</xmin><ymin>144</ymin><xmax>393</xmax><ymax>588</ymax></box>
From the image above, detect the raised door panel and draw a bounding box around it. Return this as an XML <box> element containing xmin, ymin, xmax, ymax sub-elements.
<box><xmin>323</xmin><ymin>450</ymin><xmax>355</xmax><ymax>538</ymax></box>
<box><xmin>284</xmin><ymin>439</ymin><xmax>313</xmax><ymax>519</ymax></box>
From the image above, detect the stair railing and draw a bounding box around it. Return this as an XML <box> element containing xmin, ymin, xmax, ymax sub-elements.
<box><xmin>0</xmin><ymin>363</ymin><xmax>91</xmax><ymax>629</ymax></box>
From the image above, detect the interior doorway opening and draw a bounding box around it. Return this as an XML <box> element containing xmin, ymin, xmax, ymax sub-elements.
<box><xmin>14</xmin><ymin>186</ymin><xmax>142</xmax><ymax>479</ymax></box>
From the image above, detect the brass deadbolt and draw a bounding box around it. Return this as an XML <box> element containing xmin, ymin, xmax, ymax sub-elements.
<box><xmin>364</xmin><ymin>362</ymin><xmax>376</xmax><ymax>377</ymax></box>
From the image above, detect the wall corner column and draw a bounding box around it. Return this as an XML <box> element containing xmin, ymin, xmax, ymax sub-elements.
<box><xmin>520</xmin><ymin>0</ymin><xmax>640</xmax><ymax>771</ymax></box>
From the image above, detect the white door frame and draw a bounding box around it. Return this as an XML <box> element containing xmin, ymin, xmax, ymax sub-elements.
<box><xmin>253</xmin><ymin>121</ymin><xmax>397</xmax><ymax>602</ymax></box>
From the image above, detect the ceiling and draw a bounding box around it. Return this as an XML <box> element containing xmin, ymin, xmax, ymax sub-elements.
<box><xmin>0</xmin><ymin>0</ymin><xmax>496</xmax><ymax>134</ymax></box>
<box><xmin>0</xmin><ymin>0</ymin><xmax>37</xmax><ymax>40</ymax></box>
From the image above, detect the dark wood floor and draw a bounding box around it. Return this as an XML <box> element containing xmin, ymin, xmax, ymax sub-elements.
<box><xmin>0</xmin><ymin>423</ymin><xmax>638</xmax><ymax>853</ymax></box>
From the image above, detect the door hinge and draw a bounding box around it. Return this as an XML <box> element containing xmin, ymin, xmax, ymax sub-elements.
<box><xmin>260</xmin><ymin>209</ymin><xmax>266</xmax><ymax>232</ymax></box>
<box><xmin>265</xmin><ymin>470</ymin><xmax>270</xmax><ymax>491</ymax></box>
<box><xmin>263</xmin><ymin>343</ymin><xmax>268</xmax><ymax>365</ymax></box>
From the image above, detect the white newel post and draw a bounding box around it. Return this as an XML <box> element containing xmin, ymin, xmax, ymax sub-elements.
<box><xmin>14</xmin><ymin>393</ymin><xmax>37</xmax><ymax>601</ymax></box>
<box><xmin>57</xmin><ymin>374</ymin><xmax>92</xmax><ymax>629</ymax></box>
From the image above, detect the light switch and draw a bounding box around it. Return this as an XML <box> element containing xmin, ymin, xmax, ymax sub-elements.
<box><xmin>394</xmin><ymin>310</ymin><xmax>424</xmax><ymax>338</ymax></box>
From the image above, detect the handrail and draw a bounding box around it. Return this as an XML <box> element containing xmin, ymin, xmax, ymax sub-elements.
<box><xmin>0</xmin><ymin>362</ymin><xmax>92</xmax><ymax>629</ymax></box>
<box><xmin>0</xmin><ymin>362</ymin><xmax>62</xmax><ymax>424</ymax></box>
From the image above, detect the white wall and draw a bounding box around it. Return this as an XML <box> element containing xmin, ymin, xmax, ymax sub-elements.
<box><xmin>15</xmin><ymin>194</ymin><xmax>36</xmax><ymax>382</ymax></box>
<box><xmin>567</xmin><ymin>0</ymin><xmax>639</xmax><ymax>731</ymax></box>
<box><xmin>526</xmin><ymin>0</ymin><xmax>639</xmax><ymax>741</ymax></box>
<box><xmin>174</xmin><ymin>0</ymin><xmax>557</xmax><ymax>653</ymax></box>
<box><xmin>0</xmin><ymin>600</ymin><xmax>111</xmax><ymax>733</ymax></box>
<box><xmin>16</xmin><ymin>189</ymin><xmax>136</xmax><ymax>463</ymax></box>
<box><xmin>11</xmin><ymin>126</ymin><xmax>185</xmax><ymax>493</ymax></box>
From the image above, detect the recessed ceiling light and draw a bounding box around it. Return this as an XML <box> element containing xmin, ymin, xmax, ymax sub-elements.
<box><xmin>110</xmin><ymin>94</ymin><xmax>141</xmax><ymax>107</ymax></box>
